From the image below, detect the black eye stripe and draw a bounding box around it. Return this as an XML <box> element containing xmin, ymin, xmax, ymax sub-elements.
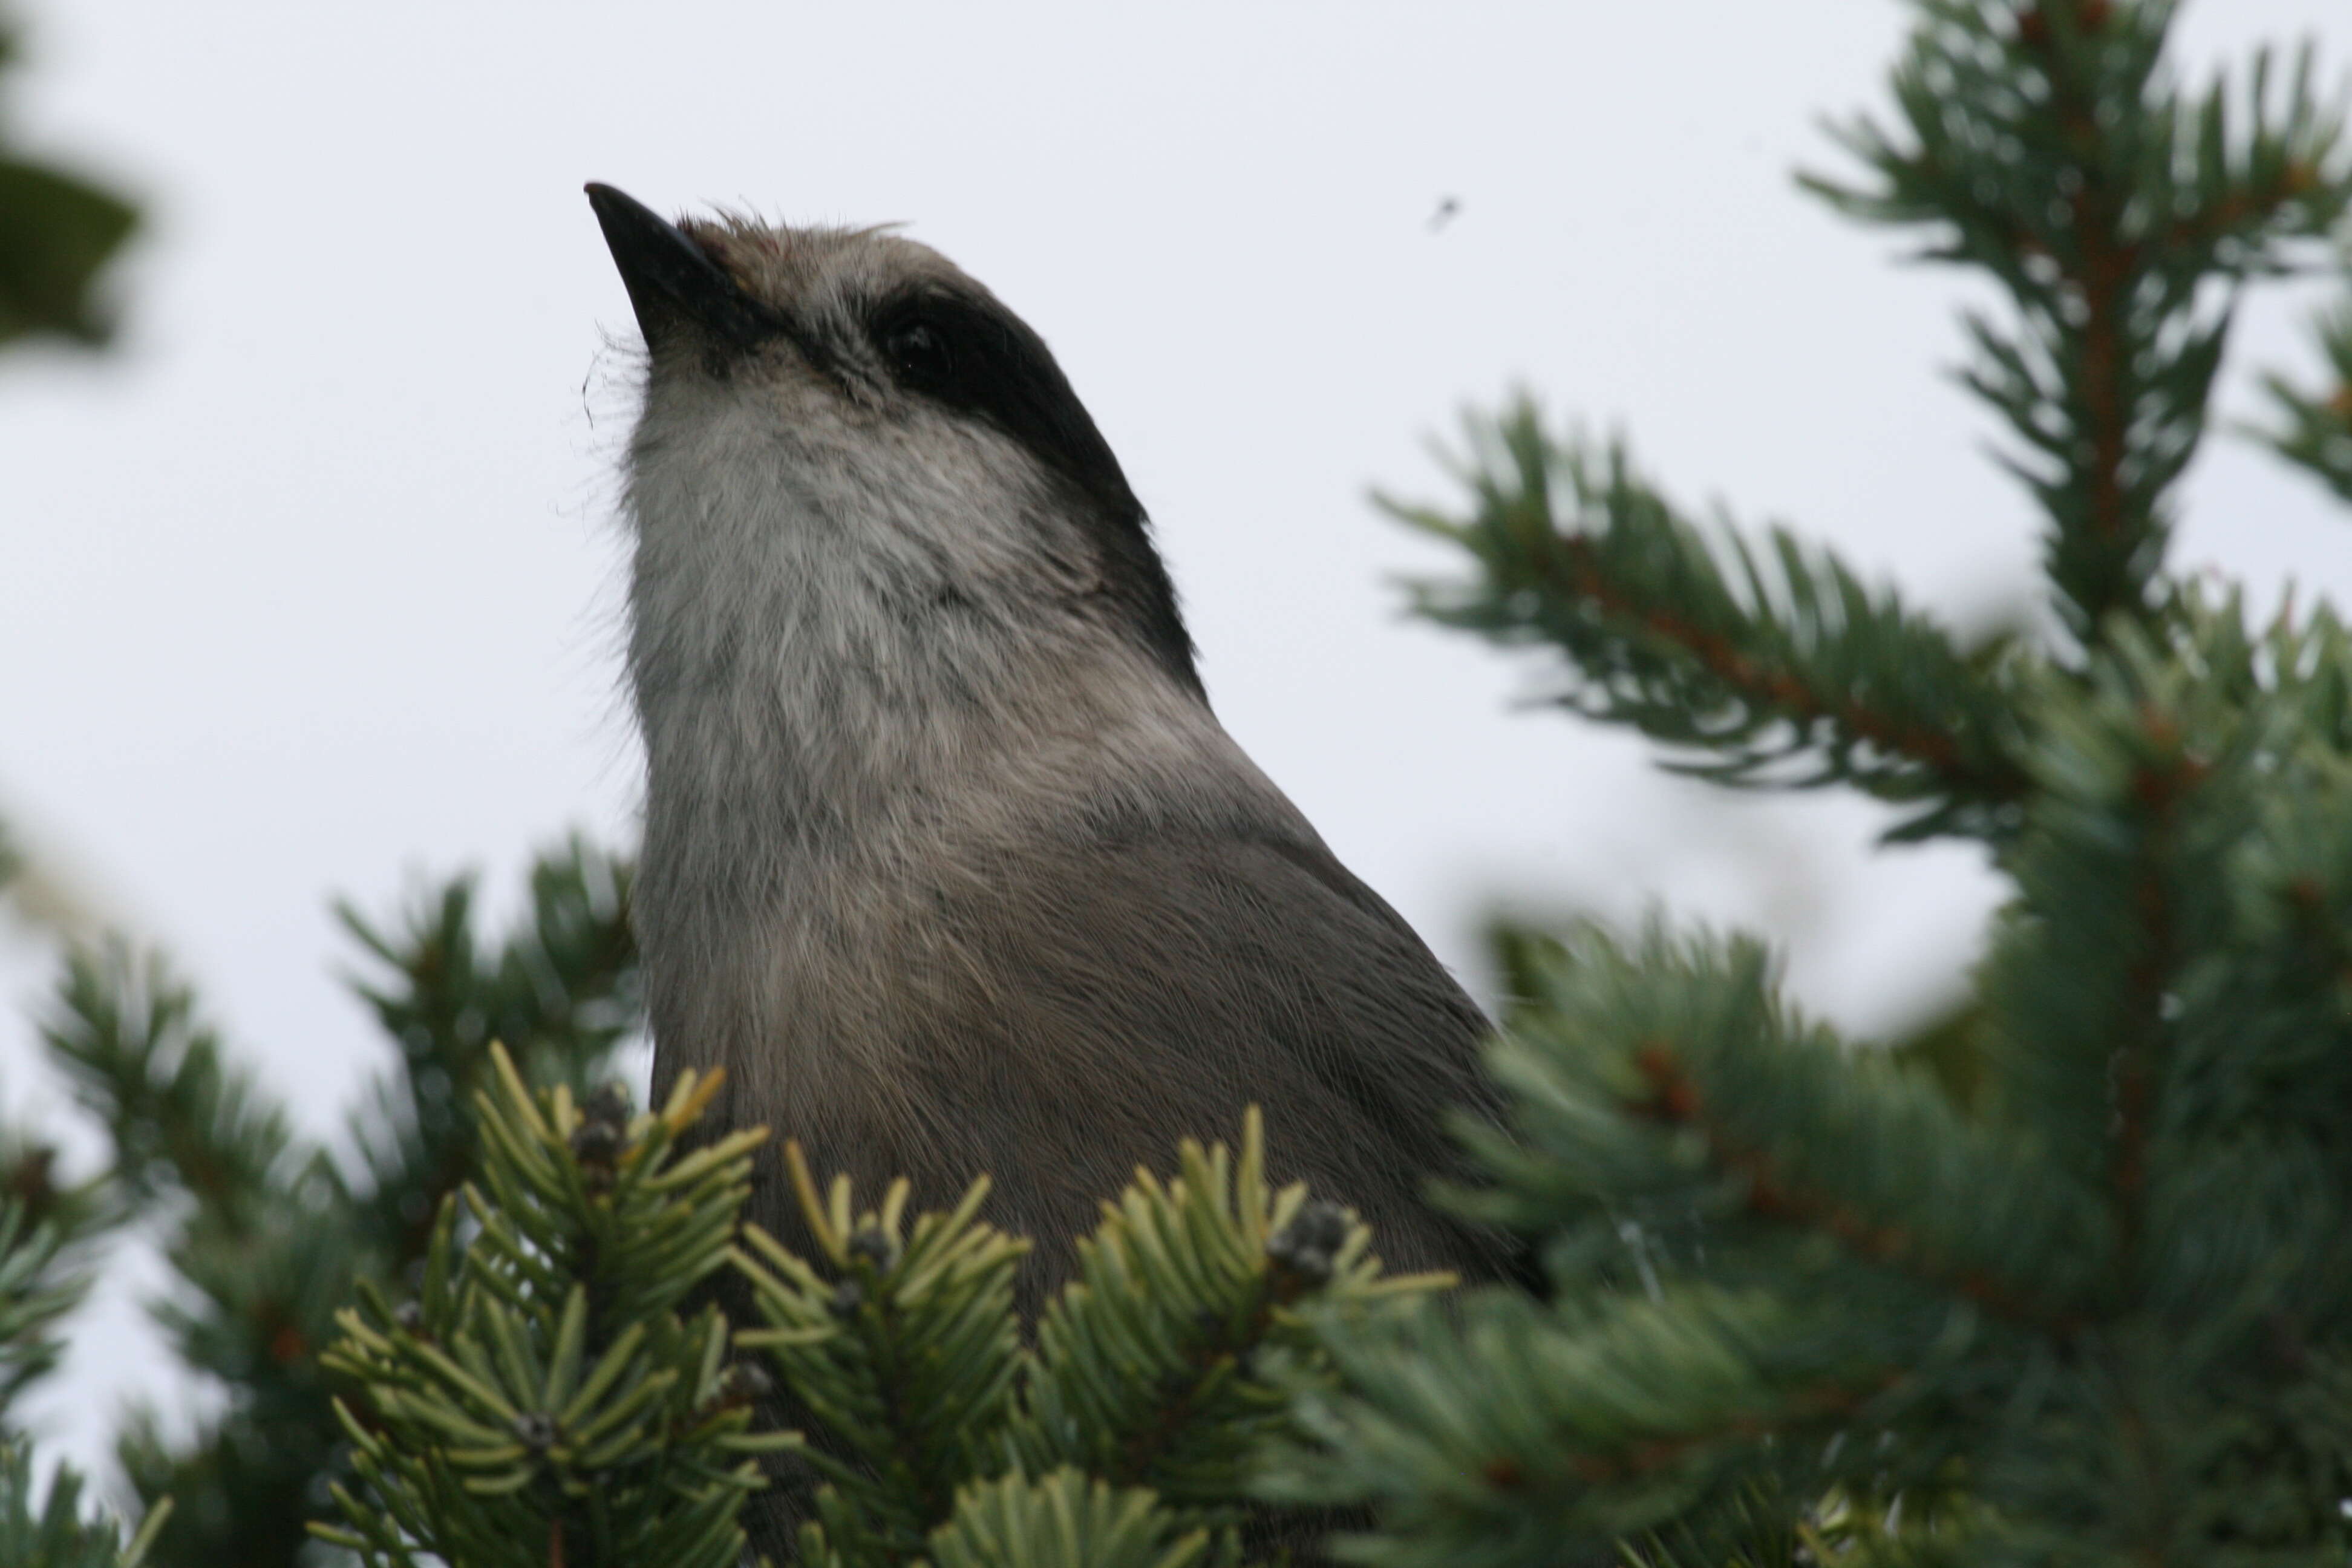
<box><xmin>863</xmin><ymin>284</ymin><xmax>1203</xmax><ymax>701</ymax></box>
<box><xmin>866</xmin><ymin>287</ymin><xmax>1122</xmax><ymax>514</ymax></box>
<box><xmin>884</xmin><ymin>319</ymin><xmax>950</xmax><ymax>380</ymax></box>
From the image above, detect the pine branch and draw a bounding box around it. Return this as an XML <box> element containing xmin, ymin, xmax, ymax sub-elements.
<box><xmin>1802</xmin><ymin>0</ymin><xmax>2352</xmax><ymax>646</ymax></box>
<box><xmin>1263</xmin><ymin>1285</ymin><xmax>1930</xmax><ymax>1568</ymax></box>
<box><xmin>1339</xmin><ymin>598</ymin><xmax>2352</xmax><ymax>1565</ymax></box>
<box><xmin>34</xmin><ymin>943</ymin><xmax>345</xmax><ymax>1567</ymax></box>
<box><xmin>1973</xmin><ymin>624</ymin><xmax>2246</xmax><ymax>1259</ymax></box>
<box><xmin>0</xmin><ymin>22</ymin><xmax>138</xmax><ymax>350</ymax></box>
<box><xmin>34</xmin><ymin>842</ymin><xmax>641</xmax><ymax>1568</ymax></box>
<box><xmin>2151</xmin><ymin>584</ymin><xmax>2352</xmax><ymax>759</ymax></box>
<box><xmin>0</xmin><ymin>1148</ymin><xmax>113</xmax><ymax>1420</ymax></box>
<box><xmin>0</xmin><ymin>1446</ymin><xmax>169</xmax><ymax>1568</ymax></box>
<box><xmin>1012</xmin><ymin>1111</ymin><xmax>1428</xmax><ymax>1515</ymax></box>
<box><xmin>339</xmin><ymin>835</ymin><xmax>638</xmax><ymax>1262</ymax></box>
<box><xmin>2255</xmin><ymin>280</ymin><xmax>2352</xmax><ymax>505</ymax></box>
<box><xmin>0</xmin><ymin>1146</ymin><xmax>142</xmax><ymax>1567</ymax></box>
<box><xmin>2206</xmin><ymin>737</ymin><xmax>2352</xmax><ymax>1163</ymax></box>
<box><xmin>734</xmin><ymin>1155</ymin><xmax>1030</xmax><ymax>1564</ymax></box>
<box><xmin>1391</xmin><ymin>405</ymin><xmax>2029</xmax><ymax>841</ymax></box>
<box><xmin>734</xmin><ymin>1113</ymin><xmax>1443</xmax><ymax>1567</ymax></box>
<box><xmin>41</xmin><ymin>942</ymin><xmax>299</xmax><ymax>1222</ymax></box>
<box><xmin>1448</xmin><ymin>927</ymin><xmax>2108</xmax><ymax>1331</ymax></box>
<box><xmin>923</xmin><ymin>1471</ymin><xmax>1221</xmax><ymax>1568</ymax></box>
<box><xmin>318</xmin><ymin>1045</ymin><xmax>777</xmax><ymax>1568</ymax></box>
<box><xmin>1628</xmin><ymin>1471</ymin><xmax>1985</xmax><ymax>1568</ymax></box>
<box><xmin>1290</xmin><ymin>5</ymin><xmax>2352</xmax><ymax>1565</ymax></box>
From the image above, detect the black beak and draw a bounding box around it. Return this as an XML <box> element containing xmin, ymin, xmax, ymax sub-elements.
<box><xmin>585</xmin><ymin>183</ymin><xmax>783</xmax><ymax>351</ymax></box>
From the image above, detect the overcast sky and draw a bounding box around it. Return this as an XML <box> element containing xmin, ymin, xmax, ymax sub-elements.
<box><xmin>4</xmin><ymin>0</ymin><xmax>2347</xmax><ymax>1494</ymax></box>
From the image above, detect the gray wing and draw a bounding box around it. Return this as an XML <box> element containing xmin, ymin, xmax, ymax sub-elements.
<box><xmin>886</xmin><ymin>826</ymin><xmax>1520</xmax><ymax>1284</ymax></box>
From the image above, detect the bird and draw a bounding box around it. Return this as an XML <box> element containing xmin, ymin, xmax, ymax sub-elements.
<box><xmin>584</xmin><ymin>182</ymin><xmax>1520</xmax><ymax>1310</ymax></box>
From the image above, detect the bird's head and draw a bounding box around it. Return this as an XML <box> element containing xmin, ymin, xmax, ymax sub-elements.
<box><xmin>586</xmin><ymin>183</ymin><xmax>1200</xmax><ymax>705</ymax></box>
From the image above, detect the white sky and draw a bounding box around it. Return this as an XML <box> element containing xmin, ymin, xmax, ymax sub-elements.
<box><xmin>2</xmin><ymin>0</ymin><xmax>2347</xmax><ymax>1499</ymax></box>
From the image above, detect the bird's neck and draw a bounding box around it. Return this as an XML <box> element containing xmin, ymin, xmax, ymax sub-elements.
<box><xmin>627</xmin><ymin>504</ymin><xmax>1227</xmax><ymax>899</ymax></box>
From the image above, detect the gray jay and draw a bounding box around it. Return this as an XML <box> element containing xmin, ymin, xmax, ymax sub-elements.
<box><xmin>585</xmin><ymin>185</ymin><xmax>1520</xmax><ymax>1310</ymax></box>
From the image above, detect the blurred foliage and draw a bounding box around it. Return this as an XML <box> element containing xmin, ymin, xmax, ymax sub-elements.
<box><xmin>0</xmin><ymin>19</ymin><xmax>135</xmax><ymax>348</ymax></box>
<box><xmin>1267</xmin><ymin>3</ymin><xmax>2352</xmax><ymax>1565</ymax></box>
<box><xmin>0</xmin><ymin>10</ymin><xmax>151</xmax><ymax>1565</ymax></box>
<box><xmin>2259</xmin><ymin>281</ymin><xmax>2352</xmax><ymax>503</ymax></box>
<box><xmin>4</xmin><ymin>841</ymin><xmax>639</xmax><ymax>1568</ymax></box>
<box><xmin>0</xmin><ymin>1449</ymin><xmax>168</xmax><ymax>1568</ymax></box>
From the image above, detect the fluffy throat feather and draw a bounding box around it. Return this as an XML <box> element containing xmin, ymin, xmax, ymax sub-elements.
<box><xmin>624</xmin><ymin>394</ymin><xmax>1210</xmax><ymax>841</ymax></box>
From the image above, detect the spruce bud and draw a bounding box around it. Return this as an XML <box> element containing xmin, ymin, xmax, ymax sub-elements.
<box><xmin>1267</xmin><ymin>1200</ymin><xmax>1351</xmax><ymax>1292</ymax></box>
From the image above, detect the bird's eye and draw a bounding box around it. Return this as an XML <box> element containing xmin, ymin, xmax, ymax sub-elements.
<box><xmin>884</xmin><ymin>319</ymin><xmax>953</xmax><ymax>386</ymax></box>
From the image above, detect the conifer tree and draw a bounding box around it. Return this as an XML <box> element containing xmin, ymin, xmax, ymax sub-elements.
<box><xmin>1259</xmin><ymin>2</ymin><xmax>2352</xmax><ymax>1564</ymax></box>
<box><xmin>1</xmin><ymin>13</ymin><xmax>162</xmax><ymax>1562</ymax></box>
<box><xmin>0</xmin><ymin>1128</ymin><xmax>168</xmax><ymax>1568</ymax></box>
<box><xmin>0</xmin><ymin>13</ymin><xmax>136</xmax><ymax>348</ymax></box>
<box><xmin>1</xmin><ymin>841</ymin><xmax>643</xmax><ymax>1567</ymax></box>
<box><xmin>310</xmin><ymin>1041</ymin><xmax>1437</xmax><ymax>1565</ymax></box>
<box><xmin>315</xmin><ymin>1045</ymin><xmax>780</xmax><ymax>1568</ymax></box>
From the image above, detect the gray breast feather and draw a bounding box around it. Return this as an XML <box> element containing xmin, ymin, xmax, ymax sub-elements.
<box><xmin>734</xmin><ymin>828</ymin><xmax>1517</xmax><ymax>1290</ymax></box>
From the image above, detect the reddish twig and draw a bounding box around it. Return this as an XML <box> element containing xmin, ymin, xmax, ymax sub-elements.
<box><xmin>2112</xmin><ymin>722</ymin><xmax>2201</xmax><ymax>1278</ymax></box>
<box><xmin>1480</xmin><ymin>1371</ymin><xmax>1903</xmax><ymax>1494</ymax></box>
<box><xmin>1631</xmin><ymin>1041</ymin><xmax>2080</xmax><ymax>1333</ymax></box>
<box><xmin>1540</xmin><ymin>534</ymin><xmax>2027</xmax><ymax>803</ymax></box>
